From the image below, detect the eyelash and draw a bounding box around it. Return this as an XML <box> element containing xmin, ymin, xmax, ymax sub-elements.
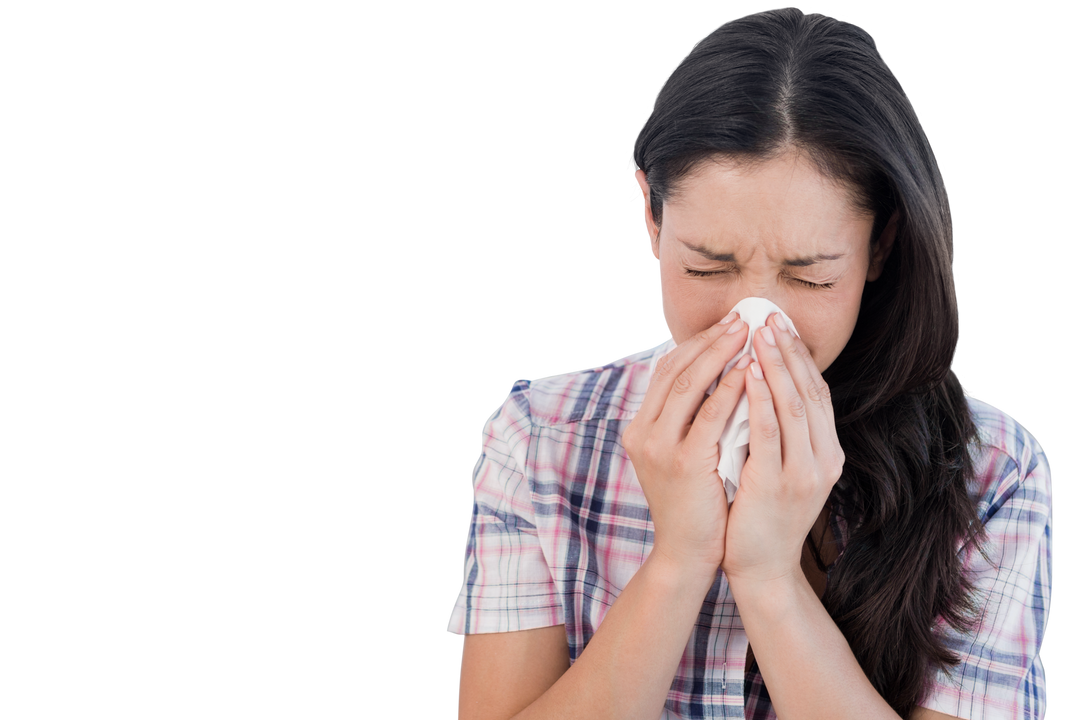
<box><xmin>684</xmin><ymin>268</ymin><xmax>836</xmax><ymax>289</ymax></box>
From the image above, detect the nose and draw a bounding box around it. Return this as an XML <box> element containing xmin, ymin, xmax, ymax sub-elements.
<box><xmin>726</xmin><ymin>291</ymin><xmax>787</xmax><ymax>316</ymax></box>
<box><xmin>725</xmin><ymin>293</ymin><xmax>794</xmax><ymax>330</ymax></box>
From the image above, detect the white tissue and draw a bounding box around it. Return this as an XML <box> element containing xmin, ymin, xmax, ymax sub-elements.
<box><xmin>648</xmin><ymin>297</ymin><xmax>800</xmax><ymax>504</ymax></box>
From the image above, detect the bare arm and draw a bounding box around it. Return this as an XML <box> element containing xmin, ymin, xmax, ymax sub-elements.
<box><xmin>459</xmin><ymin>625</ymin><xmax>569</xmax><ymax>720</ymax></box>
<box><xmin>459</xmin><ymin>552</ymin><xmax>716</xmax><ymax>720</ymax></box>
<box><xmin>731</xmin><ymin>573</ymin><xmax>898</xmax><ymax>719</ymax></box>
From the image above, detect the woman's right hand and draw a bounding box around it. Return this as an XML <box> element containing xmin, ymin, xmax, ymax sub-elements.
<box><xmin>622</xmin><ymin>312</ymin><xmax>752</xmax><ymax>578</ymax></box>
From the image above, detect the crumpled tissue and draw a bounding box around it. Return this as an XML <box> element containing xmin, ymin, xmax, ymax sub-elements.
<box><xmin>648</xmin><ymin>297</ymin><xmax>800</xmax><ymax>503</ymax></box>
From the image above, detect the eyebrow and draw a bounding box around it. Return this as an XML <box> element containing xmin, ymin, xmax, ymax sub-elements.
<box><xmin>683</xmin><ymin>242</ymin><xmax>845</xmax><ymax>267</ymax></box>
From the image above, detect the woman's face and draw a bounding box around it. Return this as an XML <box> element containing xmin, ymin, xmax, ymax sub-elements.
<box><xmin>637</xmin><ymin>151</ymin><xmax>894</xmax><ymax>373</ymax></box>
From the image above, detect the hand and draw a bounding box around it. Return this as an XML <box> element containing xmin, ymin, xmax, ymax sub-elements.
<box><xmin>720</xmin><ymin>312</ymin><xmax>845</xmax><ymax>587</ymax></box>
<box><xmin>622</xmin><ymin>313</ymin><xmax>752</xmax><ymax>578</ymax></box>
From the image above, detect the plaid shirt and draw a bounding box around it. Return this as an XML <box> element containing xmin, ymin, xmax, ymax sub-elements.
<box><xmin>448</xmin><ymin>341</ymin><xmax>1051</xmax><ymax>719</ymax></box>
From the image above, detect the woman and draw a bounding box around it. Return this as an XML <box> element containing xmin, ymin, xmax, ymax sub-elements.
<box><xmin>448</xmin><ymin>8</ymin><xmax>1050</xmax><ymax>720</ymax></box>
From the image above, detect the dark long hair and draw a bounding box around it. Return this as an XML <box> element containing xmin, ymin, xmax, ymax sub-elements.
<box><xmin>633</xmin><ymin>9</ymin><xmax>985</xmax><ymax>717</ymax></box>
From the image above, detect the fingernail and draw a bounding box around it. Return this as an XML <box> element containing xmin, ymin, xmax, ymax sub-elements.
<box><xmin>751</xmin><ymin>361</ymin><xmax>763</xmax><ymax>380</ymax></box>
<box><xmin>719</xmin><ymin>310</ymin><xmax>738</xmax><ymax>325</ymax></box>
<box><xmin>772</xmin><ymin>314</ymin><xmax>788</xmax><ymax>333</ymax></box>
<box><xmin>725</xmin><ymin>319</ymin><xmax>746</xmax><ymax>335</ymax></box>
<box><xmin>761</xmin><ymin>326</ymin><xmax>776</xmax><ymax>346</ymax></box>
<box><xmin>736</xmin><ymin>354</ymin><xmax>751</xmax><ymax>369</ymax></box>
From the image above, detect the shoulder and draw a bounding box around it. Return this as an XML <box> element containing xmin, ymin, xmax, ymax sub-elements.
<box><xmin>509</xmin><ymin>340</ymin><xmax>671</xmax><ymax>428</ymax></box>
<box><xmin>966</xmin><ymin>396</ymin><xmax>1047</xmax><ymax>478</ymax></box>
<box><xmin>964</xmin><ymin>396</ymin><xmax>1051</xmax><ymax>522</ymax></box>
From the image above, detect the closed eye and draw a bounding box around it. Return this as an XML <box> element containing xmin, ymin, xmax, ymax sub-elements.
<box><xmin>684</xmin><ymin>268</ymin><xmax>835</xmax><ymax>289</ymax></box>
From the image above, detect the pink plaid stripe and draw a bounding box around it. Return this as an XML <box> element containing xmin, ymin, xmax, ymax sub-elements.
<box><xmin>449</xmin><ymin>343</ymin><xmax>1050</xmax><ymax>719</ymax></box>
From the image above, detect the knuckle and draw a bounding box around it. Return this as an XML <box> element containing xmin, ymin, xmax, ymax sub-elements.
<box><xmin>696</xmin><ymin>397</ymin><xmax>723</xmax><ymax>423</ymax></box>
<box><xmin>819</xmin><ymin>381</ymin><xmax>833</xmax><ymax>403</ymax></box>
<box><xmin>787</xmin><ymin>396</ymin><xmax>807</xmax><ymax>419</ymax></box>
<box><xmin>760</xmin><ymin>420</ymin><xmax>781</xmax><ymax>441</ymax></box>
<box><xmin>654</xmin><ymin>354</ymin><xmax>676</xmax><ymax>380</ymax></box>
<box><xmin>672</xmin><ymin>370</ymin><xmax>695</xmax><ymax>396</ymax></box>
<box><xmin>818</xmin><ymin>449</ymin><xmax>844</xmax><ymax>481</ymax></box>
<box><xmin>832</xmin><ymin>446</ymin><xmax>846</xmax><ymax>475</ymax></box>
<box><xmin>641</xmin><ymin>438</ymin><xmax>662</xmax><ymax>464</ymax></box>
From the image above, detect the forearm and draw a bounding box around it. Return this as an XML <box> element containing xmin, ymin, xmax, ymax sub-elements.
<box><xmin>514</xmin><ymin>552</ymin><xmax>715</xmax><ymax>720</ymax></box>
<box><xmin>728</xmin><ymin>573</ymin><xmax>900</xmax><ymax>720</ymax></box>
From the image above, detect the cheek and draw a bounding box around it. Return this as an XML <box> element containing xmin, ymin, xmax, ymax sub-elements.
<box><xmin>797</xmin><ymin>330</ymin><xmax>833</xmax><ymax>373</ymax></box>
<box><xmin>790</xmin><ymin>297</ymin><xmax>862</xmax><ymax>372</ymax></box>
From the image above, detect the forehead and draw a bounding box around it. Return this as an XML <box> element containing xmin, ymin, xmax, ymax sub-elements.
<box><xmin>663</xmin><ymin>152</ymin><xmax>873</xmax><ymax>258</ymax></box>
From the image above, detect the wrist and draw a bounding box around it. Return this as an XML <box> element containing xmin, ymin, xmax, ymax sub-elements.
<box><xmin>643</xmin><ymin>547</ymin><xmax>720</xmax><ymax>598</ymax></box>
<box><xmin>725</xmin><ymin>570</ymin><xmax>813</xmax><ymax>615</ymax></box>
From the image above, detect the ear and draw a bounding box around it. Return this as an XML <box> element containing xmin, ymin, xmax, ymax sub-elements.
<box><xmin>635</xmin><ymin>169</ymin><xmax>661</xmax><ymax>259</ymax></box>
<box><xmin>866</xmin><ymin>210</ymin><xmax>899</xmax><ymax>282</ymax></box>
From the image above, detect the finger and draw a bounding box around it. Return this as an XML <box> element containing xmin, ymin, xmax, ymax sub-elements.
<box><xmin>752</xmin><ymin>324</ymin><xmax>813</xmax><ymax>469</ymax></box>
<box><xmin>767</xmin><ymin>314</ymin><xmax>839</xmax><ymax>456</ymax></box>
<box><xmin>744</xmin><ymin>359</ymin><xmax>783</xmax><ymax>476</ymax></box>
<box><xmin>795</xmin><ymin>331</ymin><xmax>836</xmax><ymax>425</ymax></box>
<box><xmin>684</xmin><ymin>354</ymin><xmax>752</xmax><ymax>452</ymax></box>
<box><xmin>636</xmin><ymin>313</ymin><xmax>741</xmax><ymax>426</ymax></box>
<box><xmin>652</xmin><ymin>319</ymin><xmax>749</xmax><ymax>443</ymax></box>
<box><xmin>766</xmin><ymin>313</ymin><xmax>824</xmax><ymax>421</ymax></box>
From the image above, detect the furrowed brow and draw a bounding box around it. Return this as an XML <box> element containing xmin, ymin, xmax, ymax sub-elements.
<box><xmin>683</xmin><ymin>241</ymin><xmax>845</xmax><ymax>267</ymax></box>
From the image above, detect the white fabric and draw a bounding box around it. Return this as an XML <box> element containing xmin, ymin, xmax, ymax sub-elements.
<box><xmin>648</xmin><ymin>297</ymin><xmax>800</xmax><ymax>503</ymax></box>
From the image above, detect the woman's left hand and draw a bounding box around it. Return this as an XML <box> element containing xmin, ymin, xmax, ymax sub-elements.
<box><xmin>720</xmin><ymin>312</ymin><xmax>846</xmax><ymax>587</ymax></box>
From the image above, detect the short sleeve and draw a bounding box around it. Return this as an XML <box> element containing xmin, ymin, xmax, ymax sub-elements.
<box><xmin>447</xmin><ymin>380</ymin><xmax>564</xmax><ymax>635</ymax></box>
<box><xmin>920</xmin><ymin>436</ymin><xmax>1051</xmax><ymax>719</ymax></box>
